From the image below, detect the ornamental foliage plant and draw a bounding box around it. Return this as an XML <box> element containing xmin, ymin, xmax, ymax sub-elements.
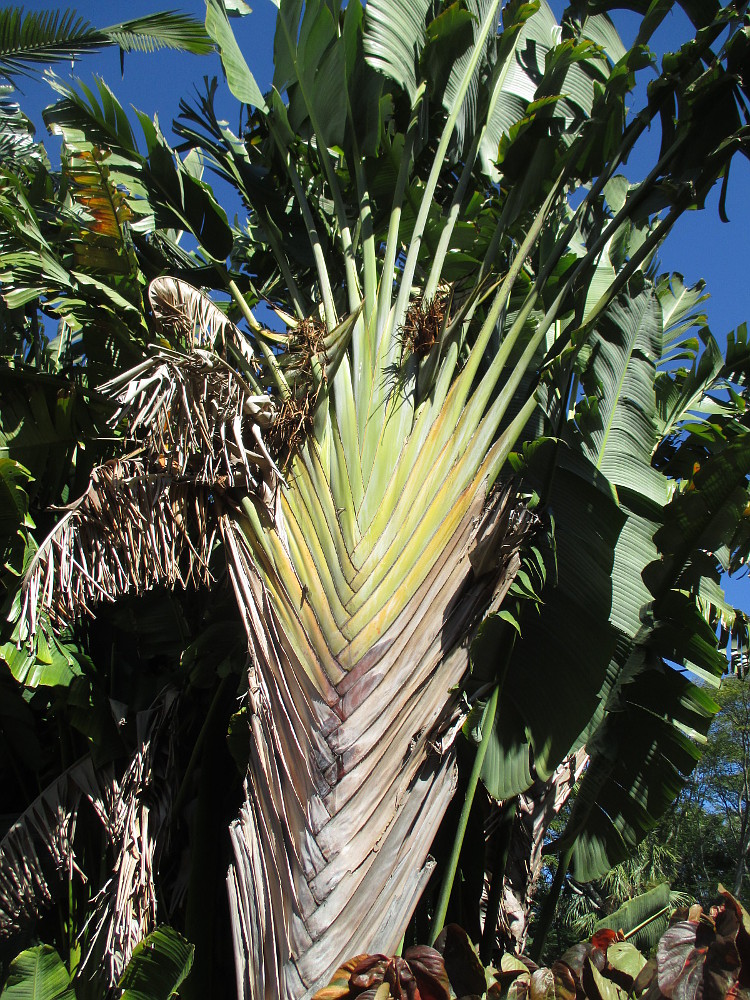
<box><xmin>313</xmin><ymin>888</ymin><xmax>750</xmax><ymax>1000</ymax></box>
<box><xmin>1</xmin><ymin>2</ymin><xmax>750</xmax><ymax>998</ymax></box>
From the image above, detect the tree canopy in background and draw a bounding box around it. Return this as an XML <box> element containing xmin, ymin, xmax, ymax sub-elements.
<box><xmin>1</xmin><ymin>1</ymin><xmax>750</xmax><ymax>999</ymax></box>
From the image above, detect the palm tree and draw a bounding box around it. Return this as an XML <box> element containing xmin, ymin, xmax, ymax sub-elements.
<box><xmin>2</xmin><ymin>1</ymin><xmax>750</xmax><ymax>997</ymax></box>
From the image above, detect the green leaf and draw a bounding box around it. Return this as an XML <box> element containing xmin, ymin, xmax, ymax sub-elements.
<box><xmin>606</xmin><ymin>941</ymin><xmax>648</xmax><ymax>981</ymax></box>
<box><xmin>1</xmin><ymin>632</ymin><xmax>83</xmax><ymax>688</ymax></box>
<box><xmin>480</xmin><ymin>1</ymin><xmax>556</xmax><ymax>181</ymax></box>
<box><xmin>562</xmin><ymin>684</ymin><xmax>704</xmax><ymax>881</ymax></box>
<box><xmin>423</xmin><ymin>0</ymin><xmax>499</xmax><ymax>156</ymax></box>
<box><xmin>273</xmin><ymin>0</ymin><xmax>347</xmax><ymax>147</ymax></box>
<box><xmin>595</xmin><ymin>884</ymin><xmax>671</xmax><ymax>955</ymax></box>
<box><xmin>225</xmin><ymin>0</ymin><xmax>253</xmax><ymax>14</ymax></box>
<box><xmin>478</xmin><ymin>442</ymin><xmax>622</xmax><ymax>796</ymax></box>
<box><xmin>44</xmin><ymin>76</ymin><xmax>233</xmax><ymax>262</ymax></box>
<box><xmin>0</xmin><ymin>8</ymin><xmax>211</xmax><ymax>81</ymax></box>
<box><xmin>205</xmin><ymin>0</ymin><xmax>267</xmax><ymax>111</ymax></box>
<box><xmin>576</xmin><ymin>278</ymin><xmax>666</xmax><ymax>505</ymax></box>
<box><xmin>0</xmin><ymin>374</ymin><xmax>100</xmax><ymax>505</ymax></box>
<box><xmin>0</xmin><ymin>945</ymin><xmax>74</xmax><ymax>1000</ymax></box>
<box><xmin>583</xmin><ymin>959</ymin><xmax>627</xmax><ymax>1000</ymax></box>
<box><xmin>0</xmin><ymin>458</ymin><xmax>32</xmax><ymax>535</ymax></box>
<box><xmin>100</xmin><ymin>11</ymin><xmax>213</xmax><ymax>55</ymax></box>
<box><xmin>0</xmin><ymin>8</ymin><xmax>106</xmax><ymax>79</ymax></box>
<box><xmin>118</xmin><ymin>927</ymin><xmax>194</xmax><ymax>1000</ymax></box>
<box><xmin>363</xmin><ymin>0</ymin><xmax>432</xmax><ymax>104</ymax></box>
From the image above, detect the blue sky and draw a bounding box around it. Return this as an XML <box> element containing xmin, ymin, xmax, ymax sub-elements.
<box><xmin>14</xmin><ymin>0</ymin><xmax>750</xmax><ymax>615</ymax></box>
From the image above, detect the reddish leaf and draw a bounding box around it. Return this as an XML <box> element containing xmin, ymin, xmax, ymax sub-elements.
<box><xmin>358</xmin><ymin>987</ymin><xmax>392</xmax><ymax>1000</ymax></box>
<box><xmin>551</xmin><ymin>961</ymin><xmax>576</xmax><ymax>1000</ymax></box>
<box><xmin>404</xmin><ymin>946</ymin><xmax>452</xmax><ymax>1000</ymax></box>
<box><xmin>529</xmin><ymin>967</ymin><xmax>555</xmax><ymax>1000</ymax></box>
<box><xmin>384</xmin><ymin>957</ymin><xmax>420</xmax><ymax>1000</ymax></box>
<box><xmin>503</xmin><ymin>976</ymin><xmax>530</xmax><ymax>1000</ymax></box>
<box><xmin>434</xmin><ymin>924</ymin><xmax>487</xmax><ymax>998</ymax></box>
<box><xmin>632</xmin><ymin>957</ymin><xmax>658</xmax><ymax>997</ymax></box>
<box><xmin>719</xmin><ymin>887</ymin><xmax>750</xmax><ymax>988</ymax></box>
<box><xmin>704</xmin><ymin>899</ymin><xmax>742</xmax><ymax>1000</ymax></box>
<box><xmin>493</xmin><ymin>957</ymin><xmax>530</xmax><ymax>1000</ymax></box>
<box><xmin>351</xmin><ymin>956</ymin><xmax>390</xmax><ymax>991</ymax></box>
<box><xmin>313</xmin><ymin>955</ymin><xmax>374</xmax><ymax>1000</ymax></box>
<box><xmin>591</xmin><ymin>931</ymin><xmax>623</xmax><ymax>954</ymax></box>
<box><xmin>657</xmin><ymin>921</ymin><xmax>712</xmax><ymax>1000</ymax></box>
<box><xmin>559</xmin><ymin>943</ymin><xmax>592</xmax><ymax>981</ymax></box>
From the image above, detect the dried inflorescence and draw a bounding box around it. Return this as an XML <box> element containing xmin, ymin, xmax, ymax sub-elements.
<box><xmin>400</xmin><ymin>289</ymin><xmax>451</xmax><ymax>360</ymax></box>
<box><xmin>293</xmin><ymin>316</ymin><xmax>328</xmax><ymax>363</ymax></box>
<box><xmin>265</xmin><ymin>392</ymin><xmax>317</xmax><ymax>468</ymax></box>
<box><xmin>266</xmin><ymin>316</ymin><xmax>328</xmax><ymax>467</ymax></box>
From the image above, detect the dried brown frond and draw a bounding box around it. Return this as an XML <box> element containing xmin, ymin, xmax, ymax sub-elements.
<box><xmin>102</xmin><ymin>350</ymin><xmax>280</xmax><ymax>493</ymax></box>
<box><xmin>18</xmin><ymin>458</ymin><xmax>218</xmax><ymax>637</ymax></box>
<box><xmin>16</xmin><ymin>308</ymin><xmax>282</xmax><ymax>642</ymax></box>
<box><xmin>265</xmin><ymin>316</ymin><xmax>327</xmax><ymax>467</ymax></box>
<box><xmin>78</xmin><ymin>745</ymin><xmax>157</xmax><ymax>987</ymax></box>
<box><xmin>399</xmin><ymin>288</ymin><xmax>451</xmax><ymax>360</ymax></box>
<box><xmin>149</xmin><ymin>276</ymin><xmax>247</xmax><ymax>357</ymax></box>
<box><xmin>0</xmin><ymin>758</ymin><xmax>105</xmax><ymax>939</ymax></box>
<box><xmin>0</xmin><ymin>696</ymin><xmax>174</xmax><ymax>986</ymax></box>
<box><xmin>79</xmin><ymin>696</ymin><xmax>177</xmax><ymax>988</ymax></box>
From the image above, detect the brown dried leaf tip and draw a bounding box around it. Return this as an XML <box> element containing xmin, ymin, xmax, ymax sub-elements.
<box><xmin>267</xmin><ymin>316</ymin><xmax>327</xmax><ymax>467</ymax></box>
<box><xmin>400</xmin><ymin>288</ymin><xmax>451</xmax><ymax>360</ymax></box>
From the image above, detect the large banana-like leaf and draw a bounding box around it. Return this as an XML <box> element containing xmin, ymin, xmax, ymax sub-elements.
<box><xmin>0</xmin><ymin>370</ymin><xmax>106</xmax><ymax>502</ymax></box>
<box><xmin>479</xmin><ymin>256</ymin><xmax>737</xmax><ymax>898</ymax></box>
<box><xmin>274</xmin><ymin>0</ymin><xmax>348</xmax><ymax>148</ymax></box>
<box><xmin>551</xmin><ymin>279</ymin><xmax>743</xmax><ymax>883</ymax></box>
<box><xmin>118</xmin><ymin>927</ymin><xmax>195</xmax><ymax>1000</ymax></box>
<box><xmin>593</xmin><ymin>881</ymin><xmax>671</xmax><ymax>953</ymax></box>
<box><xmin>363</xmin><ymin>0</ymin><xmax>432</xmax><ymax>106</ymax></box>
<box><xmin>0</xmin><ymin>946</ymin><xmax>74</xmax><ymax>1000</ymax></box>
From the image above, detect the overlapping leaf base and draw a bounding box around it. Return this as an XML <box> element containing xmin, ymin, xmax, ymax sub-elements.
<box><xmin>223</xmin><ymin>478</ymin><xmax>534</xmax><ymax>999</ymax></box>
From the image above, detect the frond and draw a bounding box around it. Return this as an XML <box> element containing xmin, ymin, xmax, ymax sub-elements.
<box><xmin>0</xmin><ymin>7</ymin><xmax>211</xmax><ymax>81</ymax></box>
<box><xmin>18</xmin><ymin>458</ymin><xmax>218</xmax><ymax>637</ymax></box>
<box><xmin>61</xmin><ymin>143</ymin><xmax>135</xmax><ymax>275</ymax></box>
<box><xmin>0</xmin><ymin>757</ymin><xmax>104</xmax><ymax>938</ymax></box>
<box><xmin>100</xmin><ymin>12</ymin><xmax>213</xmax><ymax>56</ymax></box>
<box><xmin>79</xmin><ymin>697</ymin><xmax>177</xmax><ymax>988</ymax></box>
<box><xmin>0</xmin><ymin>8</ymin><xmax>98</xmax><ymax>79</ymax></box>
<box><xmin>149</xmin><ymin>275</ymin><xmax>250</xmax><ymax>357</ymax></box>
<box><xmin>15</xmin><ymin>279</ymin><xmax>280</xmax><ymax>639</ymax></box>
<box><xmin>0</xmin><ymin>86</ymin><xmax>44</xmax><ymax>168</ymax></box>
<box><xmin>102</xmin><ymin>350</ymin><xmax>279</xmax><ymax>490</ymax></box>
<box><xmin>0</xmin><ymin>698</ymin><xmax>175</xmax><ymax>991</ymax></box>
